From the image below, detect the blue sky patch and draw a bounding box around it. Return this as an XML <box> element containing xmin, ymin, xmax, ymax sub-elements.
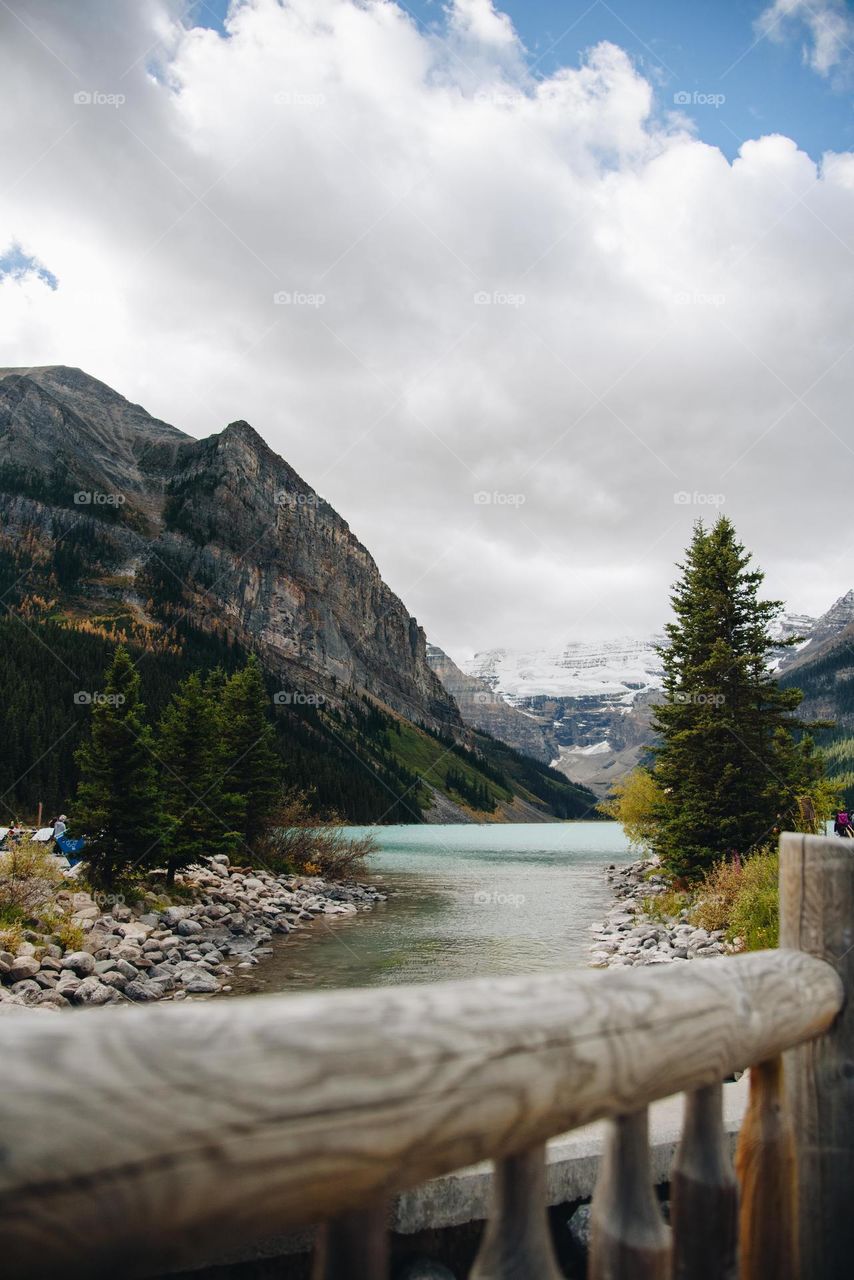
<box><xmin>0</xmin><ymin>243</ymin><xmax>59</xmax><ymax>290</ymax></box>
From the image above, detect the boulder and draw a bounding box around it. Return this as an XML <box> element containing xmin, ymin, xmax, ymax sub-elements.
<box><xmin>176</xmin><ymin>919</ymin><xmax>203</xmax><ymax>937</ymax></box>
<box><xmin>62</xmin><ymin>950</ymin><xmax>96</xmax><ymax>976</ymax></box>
<box><xmin>161</xmin><ymin>906</ymin><xmax>189</xmax><ymax>928</ymax></box>
<box><xmin>124</xmin><ymin>978</ymin><xmax>166</xmax><ymax>1002</ymax></box>
<box><xmin>181</xmin><ymin>969</ymin><xmax>220</xmax><ymax>994</ymax></box>
<box><xmin>7</xmin><ymin>956</ymin><xmax>40</xmax><ymax>983</ymax></box>
<box><xmin>72</xmin><ymin>977</ymin><xmax>118</xmax><ymax>1006</ymax></box>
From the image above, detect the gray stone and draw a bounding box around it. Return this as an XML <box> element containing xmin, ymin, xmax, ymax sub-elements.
<box><xmin>161</xmin><ymin>906</ymin><xmax>189</xmax><ymax>928</ymax></box>
<box><xmin>10</xmin><ymin>979</ymin><xmax>42</xmax><ymax>1003</ymax></box>
<box><xmin>7</xmin><ymin>956</ymin><xmax>40</xmax><ymax>983</ymax></box>
<box><xmin>176</xmin><ymin>918</ymin><xmax>203</xmax><ymax>937</ymax></box>
<box><xmin>124</xmin><ymin>978</ymin><xmax>165</xmax><ymax>1002</ymax></box>
<box><xmin>115</xmin><ymin>959</ymin><xmax>139</xmax><ymax>980</ymax></box>
<box><xmin>62</xmin><ymin>950</ymin><xmax>96</xmax><ymax>976</ymax></box>
<box><xmin>72</xmin><ymin>976</ymin><xmax>118</xmax><ymax>1006</ymax></box>
<box><xmin>94</xmin><ymin>959</ymin><xmax>117</xmax><ymax>974</ymax></box>
<box><xmin>182</xmin><ymin>970</ymin><xmax>220</xmax><ymax>994</ymax></box>
<box><xmin>99</xmin><ymin>971</ymin><xmax>128</xmax><ymax>991</ymax></box>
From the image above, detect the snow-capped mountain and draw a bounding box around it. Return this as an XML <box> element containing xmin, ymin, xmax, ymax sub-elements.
<box><xmin>465</xmin><ymin>637</ymin><xmax>666</xmax><ymax>707</ymax></box>
<box><xmin>455</xmin><ymin>606</ymin><xmax>844</xmax><ymax>797</ymax></box>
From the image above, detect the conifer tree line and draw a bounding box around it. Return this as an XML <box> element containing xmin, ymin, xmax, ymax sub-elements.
<box><xmin>71</xmin><ymin>648</ymin><xmax>280</xmax><ymax>887</ymax></box>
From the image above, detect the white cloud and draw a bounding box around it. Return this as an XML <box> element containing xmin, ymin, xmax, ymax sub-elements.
<box><xmin>756</xmin><ymin>0</ymin><xmax>854</xmax><ymax>76</ymax></box>
<box><xmin>0</xmin><ymin>0</ymin><xmax>853</xmax><ymax>657</ymax></box>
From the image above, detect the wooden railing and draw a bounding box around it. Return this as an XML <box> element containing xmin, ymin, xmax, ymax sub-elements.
<box><xmin>0</xmin><ymin>832</ymin><xmax>852</xmax><ymax>1280</ymax></box>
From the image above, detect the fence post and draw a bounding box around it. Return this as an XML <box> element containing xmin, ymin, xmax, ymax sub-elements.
<box><xmin>779</xmin><ymin>831</ymin><xmax>854</xmax><ymax>1280</ymax></box>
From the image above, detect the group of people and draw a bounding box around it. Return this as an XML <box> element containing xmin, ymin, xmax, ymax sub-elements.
<box><xmin>4</xmin><ymin>815</ymin><xmax>68</xmax><ymax>844</ymax></box>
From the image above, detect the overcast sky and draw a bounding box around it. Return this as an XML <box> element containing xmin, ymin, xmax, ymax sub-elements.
<box><xmin>2</xmin><ymin>0</ymin><xmax>853</xmax><ymax>661</ymax></box>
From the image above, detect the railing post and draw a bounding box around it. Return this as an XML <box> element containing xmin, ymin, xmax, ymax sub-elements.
<box><xmin>671</xmin><ymin>1083</ymin><xmax>738</xmax><ymax>1280</ymax></box>
<box><xmin>735</xmin><ymin>1056</ymin><xmax>796</xmax><ymax>1280</ymax></box>
<box><xmin>469</xmin><ymin>1144</ymin><xmax>563</xmax><ymax>1280</ymax></box>
<box><xmin>588</xmin><ymin>1108</ymin><xmax>671</xmax><ymax>1280</ymax></box>
<box><xmin>780</xmin><ymin>831</ymin><xmax>854</xmax><ymax>1280</ymax></box>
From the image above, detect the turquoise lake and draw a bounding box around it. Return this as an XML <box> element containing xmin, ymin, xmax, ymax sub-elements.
<box><xmin>233</xmin><ymin>821</ymin><xmax>633</xmax><ymax>993</ymax></box>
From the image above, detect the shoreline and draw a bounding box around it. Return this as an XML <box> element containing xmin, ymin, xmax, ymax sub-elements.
<box><xmin>588</xmin><ymin>857</ymin><xmax>729</xmax><ymax>968</ymax></box>
<box><xmin>0</xmin><ymin>855</ymin><xmax>386</xmax><ymax>1012</ymax></box>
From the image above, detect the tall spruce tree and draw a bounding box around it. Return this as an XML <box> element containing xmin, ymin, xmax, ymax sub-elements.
<box><xmin>158</xmin><ymin>672</ymin><xmax>244</xmax><ymax>883</ymax></box>
<box><xmin>71</xmin><ymin>646</ymin><xmax>163</xmax><ymax>886</ymax></box>
<box><xmin>219</xmin><ymin>657</ymin><xmax>281</xmax><ymax>849</ymax></box>
<box><xmin>651</xmin><ymin>518</ymin><xmax>822</xmax><ymax>879</ymax></box>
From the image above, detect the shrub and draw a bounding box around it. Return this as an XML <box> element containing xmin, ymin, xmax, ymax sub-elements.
<box><xmin>598</xmin><ymin>769</ymin><xmax>663</xmax><ymax>850</ymax></box>
<box><xmin>0</xmin><ymin>838</ymin><xmax>62</xmax><ymax>919</ymax></box>
<box><xmin>253</xmin><ymin>788</ymin><xmax>376</xmax><ymax>881</ymax></box>
<box><xmin>690</xmin><ymin>848</ymin><xmax>779</xmax><ymax>950</ymax></box>
<box><xmin>641</xmin><ymin>889</ymin><xmax>690</xmax><ymax>922</ymax></box>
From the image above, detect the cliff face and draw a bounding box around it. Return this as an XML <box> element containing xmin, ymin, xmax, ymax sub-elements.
<box><xmin>0</xmin><ymin>366</ymin><xmax>459</xmax><ymax>731</ymax></box>
<box><xmin>426</xmin><ymin>643</ymin><xmax>556</xmax><ymax>763</ymax></box>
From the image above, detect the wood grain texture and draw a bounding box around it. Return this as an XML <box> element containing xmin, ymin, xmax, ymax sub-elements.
<box><xmin>670</xmin><ymin>1083</ymin><xmax>738</xmax><ymax>1280</ymax></box>
<box><xmin>735</xmin><ymin>1057</ymin><xmax>796</xmax><ymax>1280</ymax></box>
<box><xmin>311</xmin><ymin>1202</ymin><xmax>389</xmax><ymax>1280</ymax></box>
<box><xmin>469</xmin><ymin>1144</ymin><xmax>563</xmax><ymax>1280</ymax></box>
<box><xmin>588</xmin><ymin>1108</ymin><xmax>670</xmax><ymax>1280</ymax></box>
<box><xmin>0</xmin><ymin>949</ymin><xmax>840</xmax><ymax>1279</ymax></box>
<box><xmin>780</xmin><ymin>831</ymin><xmax>854</xmax><ymax>1280</ymax></box>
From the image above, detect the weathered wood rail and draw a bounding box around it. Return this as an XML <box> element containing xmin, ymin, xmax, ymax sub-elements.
<box><xmin>0</xmin><ymin>832</ymin><xmax>851</xmax><ymax>1279</ymax></box>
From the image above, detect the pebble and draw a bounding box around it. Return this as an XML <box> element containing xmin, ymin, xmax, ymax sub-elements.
<box><xmin>589</xmin><ymin>857</ymin><xmax>729</xmax><ymax>969</ymax></box>
<box><xmin>0</xmin><ymin>857</ymin><xmax>385</xmax><ymax>1013</ymax></box>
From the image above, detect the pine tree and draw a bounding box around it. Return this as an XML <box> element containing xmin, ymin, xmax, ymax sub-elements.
<box><xmin>157</xmin><ymin>672</ymin><xmax>244</xmax><ymax>883</ymax></box>
<box><xmin>70</xmin><ymin>646</ymin><xmax>163</xmax><ymax>887</ymax></box>
<box><xmin>218</xmin><ymin>657</ymin><xmax>281</xmax><ymax>849</ymax></box>
<box><xmin>651</xmin><ymin>518</ymin><xmax>822</xmax><ymax>879</ymax></box>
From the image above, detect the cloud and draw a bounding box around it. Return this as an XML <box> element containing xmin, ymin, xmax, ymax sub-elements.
<box><xmin>756</xmin><ymin>0</ymin><xmax>854</xmax><ymax>77</ymax></box>
<box><xmin>0</xmin><ymin>0</ymin><xmax>852</xmax><ymax>656</ymax></box>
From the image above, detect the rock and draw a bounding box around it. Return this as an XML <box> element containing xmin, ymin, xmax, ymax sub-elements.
<box><xmin>115</xmin><ymin>959</ymin><xmax>140</xmax><ymax>981</ymax></box>
<box><xmin>0</xmin><ymin>950</ymin><xmax>15</xmax><ymax>968</ymax></box>
<box><xmin>94</xmin><ymin>959</ymin><xmax>117</xmax><ymax>975</ymax></box>
<box><xmin>7</xmin><ymin>956</ymin><xmax>40</xmax><ymax>983</ymax></box>
<box><xmin>62</xmin><ymin>951</ymin><xmax>96</xmax><ymax>977</ymax></box>
<box><xmin>72</xmin><ymin>976</ymin><xmax>118</xmax><ymax>1006</ymax></box>
<box><xmin>99</xmin><ymin>971</ymin><xmax>128</xmax><ymax>991</ymax></box>
<box><xmin>568</xmin><ymin>1204</ymin><xmax>592</xmax><ymax>1251</ymax></box>
<box><xmin>39</xmin><ymin>955</ymin><xmax>64</xmax><ymax>972</ymax></box>
<box><xmin>124</xmin><ymin>978</ymin><xmax>165</xmax><ymax>1002</ymax></box>
<box><xmin>10</xmin><ymin>980</ymin><xmax>43</xmax><ymax>1003</ymax></box>
<box><xmin>161</xmin><ymin>906</ymin><xmax>189</xmax><ymax>928</ymax></box>
<box><xmin>176</xmin><ymin>919</ymin><xmax>203</xmax><ymax>937</ymax></box>
<box><xmin>181</xmin><ymin>969</ymin><xmax>220</xmax><ymax>994</ymax></box>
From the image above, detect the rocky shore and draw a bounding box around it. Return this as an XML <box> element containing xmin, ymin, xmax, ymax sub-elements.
<box><xmin>0</xmin><ymin>856</ymin><xmax>385</xmax><ymax>1012</ymax></box>
<box><xmin>588</xmin><ymin>857</ymin><xmax>731</xmax><ymax>968</ymax></box>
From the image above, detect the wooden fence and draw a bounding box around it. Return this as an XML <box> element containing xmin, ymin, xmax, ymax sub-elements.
<box><xmin>0</xmin><ymin>832</ymin><xmax>852</xmax><ymax>1279</ymax></box>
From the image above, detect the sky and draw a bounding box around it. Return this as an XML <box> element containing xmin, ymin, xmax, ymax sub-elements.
<box><xmin>1</xmin><ymin>0</ymin><xmax>853</xmax><ymax>661</ymax></box>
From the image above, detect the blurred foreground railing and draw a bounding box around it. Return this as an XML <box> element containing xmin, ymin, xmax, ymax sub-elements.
<box><xmin>0</xmin><ymin>833</ymin><xmax>852</xmax><ymax>1280</ymax></box>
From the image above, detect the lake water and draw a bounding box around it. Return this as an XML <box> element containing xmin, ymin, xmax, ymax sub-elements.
<box><xmin>232</xmin><ymin>822</ymin><xmax>633</xmax><ymax>994</ymax></box>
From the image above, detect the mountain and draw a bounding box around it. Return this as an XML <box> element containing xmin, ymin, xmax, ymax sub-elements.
<box><xmin>459</xmin><ymin>608</ymin><xmax>846</xmax><ymax>798</ymax></box>
<box><xmin>461</xmin><ymin>638</ymin><xmax>664</xmax><ymax>796</ymax></box>
<box><xmin>426</xmin><ymin>643</ymin><xmax>557</xmax><ymax>763</ymax></box>
<box><xmin>0</xmin><ymin>365</ymin><xmax>594</xmax><ymax>824</ymax></box>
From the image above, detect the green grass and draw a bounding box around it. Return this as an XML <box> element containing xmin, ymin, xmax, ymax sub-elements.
<box><xmin>387</xmin><ymin>721</ymin><xmax>512</xmax><ymax>812</ymax></box>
